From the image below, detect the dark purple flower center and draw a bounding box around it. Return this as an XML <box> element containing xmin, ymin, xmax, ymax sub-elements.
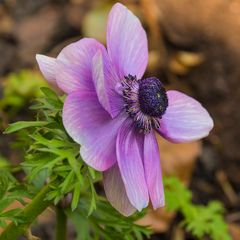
<box><xmin>138</xmin><ymin>77</ymin><xmax>168</xmax><ymax>118</ymax></box>
<box><xmin>121</xmin><ymin>75</ymin><xmax>168</xmax><ymax>134</ymax></box>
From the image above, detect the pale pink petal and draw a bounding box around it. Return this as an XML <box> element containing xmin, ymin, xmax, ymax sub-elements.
<box><xmin>107</xmin><ymin>3</ymin><xmax>148</xmax><ymax>79</ymax></box>
<box><xmin>92</xmin><ymin>50</ymin><xmax>123</xmax><ymax>118</ymax></box>
<box><xmin>158</xmin><ymin>90</ymin><xmax>214</xmax><ymax>143</ymax></box>
<box><xmin>63</xmin><ymin>91</ymin><xmax>126</xmax><ymax>171</ymax></box>
<box><xmin>56</xmin><ymin>38</ymin><xmax>105</xmax><ymax>93</ymax></box>
<box><xmin>103</xmin><ymin>164</ymin><xmax>136</xmax><ymax>216</ymax></box>
<box><xmin>144</xmin><ymin>132</ymin><xmax>164</xmax><ymax>209</ymax></box>
<box><xmin>116</xmin><ymin>119</ymin><xmax>149</xmax><ymax>211</ymax></box>
<box><xmin>55</xmin><ymin>60</ymin><xmax>94</xmax><ymax>93</ymax></box>
<box><xmin>36</xmin><ymin>54</ymin><xmax>57</xmax><ymax>86</ymax></box>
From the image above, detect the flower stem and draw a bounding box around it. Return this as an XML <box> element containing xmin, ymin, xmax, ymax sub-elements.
<box><xmin>0</xmin><ymin>184</ymin><xmax>52</xmax><ymax>240</ymax></box>
<box><xmin>55</xmin><ymin>206</ymin><xmax>67</xmax><ymax>240</ymax></box>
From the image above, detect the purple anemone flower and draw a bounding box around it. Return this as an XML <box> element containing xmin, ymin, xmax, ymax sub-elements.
<box><xmin>36</xmin><ymin>3</ymin><xmax>213</xmax><ymax>216</ymax></box>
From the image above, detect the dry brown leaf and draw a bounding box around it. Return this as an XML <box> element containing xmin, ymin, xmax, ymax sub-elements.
<box><xmin>137</xmin><ymin>208</ymin><xmax>175</xmax><ymax>233</ymax></box>
<box><xmin>158</xmin><ymin>135</ymin><xmax>202</xmax><ymax>183</ymax></box>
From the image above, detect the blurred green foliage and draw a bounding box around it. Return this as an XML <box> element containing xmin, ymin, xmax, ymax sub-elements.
<box><xmin>165</xmin><ymin>177</ymin><xmax>231</xmax><ymax>240</ymax></box>
<box><xmin>0</xmin><ymin>69</ymin><xmax>47</xmax><ymax>116</ymax></box>
<box><xmin>0</xmin><ymin>155</ymin><xmax>9</xmax><ymax>168</ymax></box>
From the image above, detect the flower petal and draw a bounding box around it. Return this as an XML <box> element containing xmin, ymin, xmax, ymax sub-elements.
<box><xmin>103</xmin><ymin>164</ymin><xmax>136</xmax><ymax>216</ymax></box>
<box><xmin>36</xmin><ymin>54</ymin><xmax>57</xmax><ymax>86</ymax></box>
<box><xmin>63</xmin><ymin>91</ymin><xmax>126</xmax><ymax>171</ymax></box>
<box><xmin>107</xmin><ymin>3</ymin><xmax>148</xmax><ymax>79</ymax></box>
<box><xmin>92</xmin><ymin>50</ymin><xmax>123</xmax><ymax>118</ymax></box>
<box><xmin>158</xmin><ymin>90</ymin><xmax>214</xmax><ymax>143</ymax></box>
<box><xmin>55</xmin><ymin>60</ymin><xmax>93</xmax><ymax>93</ymax></box>
<box><xmin>116</xmin><ymin>119</ymin><xmax>149</xmax><ymax>211</ymax></box>
<box><xmin>144</xmin><ymin>132</ymin><xmax>164</xmax><ymax>209</ymax></box>
<box><xmin>56</xmin><ymin>38</ymin><xmax>105</xmax><ymax>93</ymax></box>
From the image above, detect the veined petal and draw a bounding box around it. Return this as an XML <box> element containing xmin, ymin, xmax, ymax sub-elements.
<box><xmin>103</xmin><ymin>164</ymin><xmax>136</xmax><ymax>216</ymax></box>
<box><xmin>144</xmin><ymin>132</ymin><xmax>164</xmax><ymax>209</ymax></box>
<box><xmin>107</xmin><ymin>3</ymin><xmax>148</xmax><ymax>79</ymax></box>
<box><xmin>92</xmin><ymin>50</ymin><xmax>123</xmax><ymax>118</ymax></box>
<box><xmin>158</xmin><ymin>90</ymin><xmax>214</xmax><ymax>143</ymax></box>
<box><xmin>63</xmin><ymin>91</ymin><xmax>126</xmax><ymax>171</ymax></box>
<box><xmin>116</xmin><ymin>119</ymin><xmax>149</xmax><ymax>211</ymax></box>
<box><xmin>36</xmin><ymin>54</ymin><xmax>57</xmax><ymax>86</ymax></box>
<box><xmin>56</xmin><ymin>38</ymin><xmax>105</xmax><ymax>93</ymax></box>
<box><xmin>55</xmin><ymin>60</ymin><xmax>92</xmax><ymax>93</ymax></box>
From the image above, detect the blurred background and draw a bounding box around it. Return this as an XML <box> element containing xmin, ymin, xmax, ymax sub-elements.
<box><xmin>0</xmin><ymin>0</ymin><xmax>240</xmax><ymax>239</ymax></box>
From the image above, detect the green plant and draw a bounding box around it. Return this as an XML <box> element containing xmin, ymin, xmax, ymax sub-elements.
<box><xmin>164</xmin><ymin>177</ymin><xmax>231</xmax><ymax>240</ymax></box>
<box><xmin>1</xmin><ymin>87</ymin><xmax>151</xmax><ymax>240</ymax></box>
<box><xmin>0</xmin><ymin>69</ymin><xmax>47</xmax><ymax>117</ymax></box>
<box><xmin>0</xmin><ymin>169</ymin><xmax>32</xmax><ymax>228</ymax></box>
<box><xmin>0</xmin><ymin>87</ymin><xmax>231</xmax><ymax>240</ymax></box>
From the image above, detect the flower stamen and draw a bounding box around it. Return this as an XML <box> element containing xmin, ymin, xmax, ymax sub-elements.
<box><xmin>122</xmin><ymin>75</ymin><xmax>168</xmax><ymax>134</ymax></box>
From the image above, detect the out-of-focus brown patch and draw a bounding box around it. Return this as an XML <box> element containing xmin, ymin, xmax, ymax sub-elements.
<box><xmin>154</xmin><ymin>0</ymin><xmax>240</xmax><ymax>178</ymax></box>
<box><xmin>169</xmin><ymin>51</ymin><xmax>204</xmax><ymax>75</ymax></box>
<box><xmin>216</xmin><ymin>170</ymin><xmax>239</xmax><ymax>206</ymax></box>
<box><xmin>228</xmin><ymin>223</ymin><xmax>240</xmax><ymax>240</ymax></box>
<box><xmin>158</xmin><ymin>136</ymin><xmax>202</xmax><ymax>184</ymax></box>
<box><xmin>0</xmin><ymin>6</ymin><xmax>14</xmax><ymax>35</ymax></box>
<box><xmin>137</xmin><ymin>208</ymin><xmax>175</xmax><ymax>233</ymax></box>
<box><xmin>15</xmin><ymin>6</ymin><xmax>61</xmax><ymax>65</ymax></box>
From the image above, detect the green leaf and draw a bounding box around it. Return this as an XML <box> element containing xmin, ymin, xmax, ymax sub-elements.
<box><xmin>0</xmin><ymin>198</ymin><xmax>15</xmax><ymax>213</ymax></box>
<box><xmin>4</xmin><ymin>121</ymin><xmax>48</xmax><ymax>134</ymax></box>
<box><xmin>88</xmin><ymin>166</ymin><xmax>96</xmax><ymax>180</ymax></box>
<box><xmin>0</xmin><ymin>208</ymin><xmax>21</xmax><ymax>218</ymax></box>
<box><xmin>71</xmin><ymin>183</ymin><xmax>81</xmax><ymax>211</ymax></box>
<box><xmin>60</xmin><ymin>171</ymin><xmax>75</xmax><ymax>194</ymax></box>
<box><xmin>88</xmin><ymin>179</ymin><xmax>97</xmax><ymax>216</ymax></box>
<box><xmin>40</xmin><ymin>87</ymin><xmax>59</xmax><ymax>100</ymax></box>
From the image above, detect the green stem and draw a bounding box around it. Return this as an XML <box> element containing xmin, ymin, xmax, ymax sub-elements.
<box><xmin>55</xmin><ymin>206</ymin><xmax>67</xmax><ymax>240</ymax></box>
<box><xmin>0</xmin><ymin>184</ymin><xmax>52</xmax><ymax>240</ymax></box>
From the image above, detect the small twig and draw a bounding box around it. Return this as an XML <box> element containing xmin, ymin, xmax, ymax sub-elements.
<box><xmin>0</xmin><ymin>109</ymin><xmax>9</xmax><ymax>129</ymax></box>
<box><xmin>216</xmin><ymin>170</ymin><xmax>239</xmax><ymax>205</ymax></box>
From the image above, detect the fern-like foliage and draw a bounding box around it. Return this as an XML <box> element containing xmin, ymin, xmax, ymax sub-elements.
<box><xmin>164</xmin><ymin>177</ymin><xmax>231</xmax><ymax>240</ymax></box>
<box><xmin>0</xmin><ymin>169</ymin><xmax>33</xmax><ymax>228</ymax></box>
